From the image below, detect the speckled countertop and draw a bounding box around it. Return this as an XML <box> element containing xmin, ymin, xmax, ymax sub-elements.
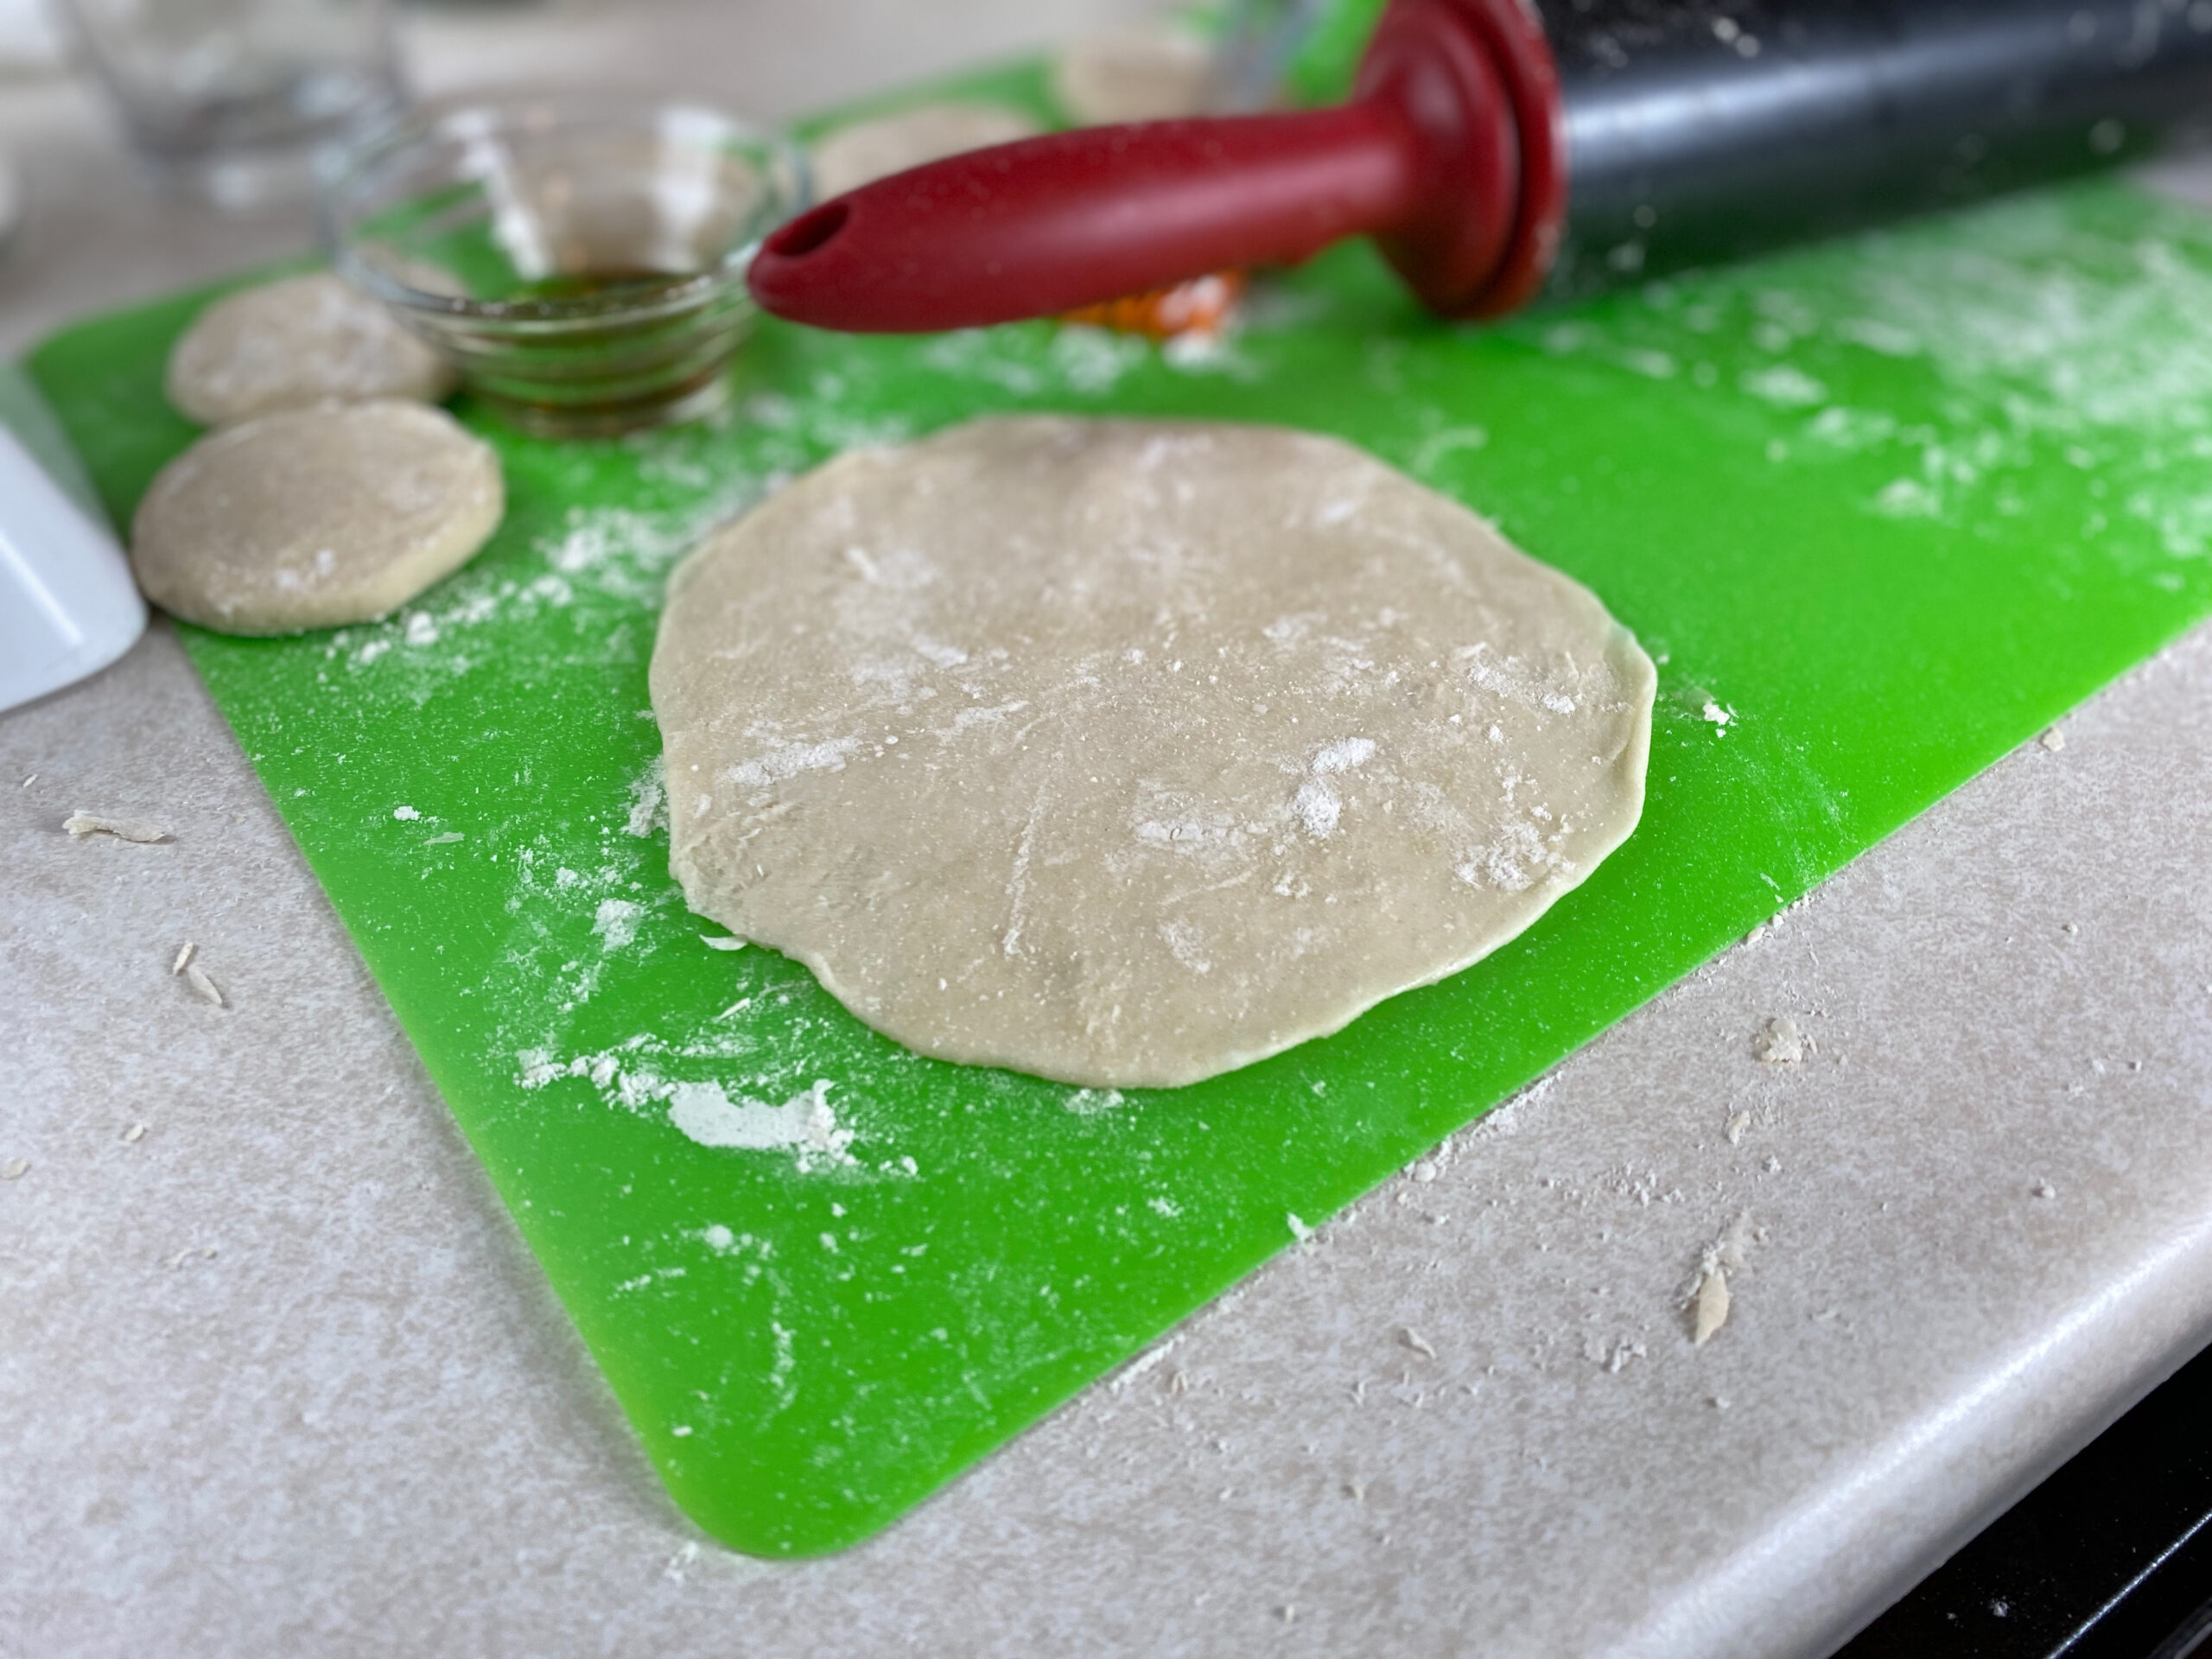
<box><xmin>4</xmin><ymin>7</ymin><xmax>2212</xmax><ymax>1656</ymax></box>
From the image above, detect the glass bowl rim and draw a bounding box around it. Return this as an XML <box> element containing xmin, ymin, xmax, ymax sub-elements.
<box><xmin>318</xmin><ymin>87</ymin><xmax>811</xmax><ymax>326</ymax></box>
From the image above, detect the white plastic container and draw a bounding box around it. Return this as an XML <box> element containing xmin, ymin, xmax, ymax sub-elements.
<box><xmin>0</xmin><ymin>388</ymin><xmax>145</xmax><ymax>712</ymax></box>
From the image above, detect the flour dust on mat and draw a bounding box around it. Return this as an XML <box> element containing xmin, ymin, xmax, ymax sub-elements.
<box><xmin>652</xmin><ymin>416</ymin><xmax>1657</xmax><ymax>1089</ymax></box>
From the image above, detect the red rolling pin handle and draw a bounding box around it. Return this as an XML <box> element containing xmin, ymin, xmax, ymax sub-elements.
<box><xmin>751</xmin><ymin>106</ymin><xmax>1425</xmax><ymax>334</ymax></box>
<box><xmin>748</xmin><ymin>0</ymin><xmax>1558</xmax><ymax>334</ymax></box>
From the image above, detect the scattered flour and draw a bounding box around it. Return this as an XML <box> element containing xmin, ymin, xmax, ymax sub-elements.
<box><xmin>1586</xmin><ymin>1335</ymin><xmax>1648</xmax><ymax>1373</ymax></box>
<box><xmin>1874</xmin><ymin>478</ymin><xmax>1942</xmax><ymax>518</ymax></box>
<box><xmin>666</xmin><ymin>1078</ymin><xmax>857</xmax><ymax>1171</ymax></box>
<box><xmin>1741</xmin><ymin>365</ymin><xmax>1828</xmax><ymax>407</ymax></box>
<box><xmin>727</xmin><ymin>735</ymin><xmax>861</xmax><ymax>792</ymax></box>
<box><xmin>1753</xmin><ymin>1016</ymin><xmax>1805</xmax><ymax>1065</ymax></box>
<box><xmin>593</xmin><ymin>898</ymin><xmax>645</xmax><ymax>953</ymax></box>
<box><xmin>624</xmin><ymin>760</ymin><xmax>668</xmax><ymax>837</ymax></box>
<box><xmin>1469</xmin><ymin>1071</ymin><xmax>1554</xmax><ymax>1140</ymax></box>
<box><xmin>1528</xmin><ymin>189</ymin><xmax>2212</xmax><ymax>554</ymax></box>
<box><xmin>1292</xmin><ymin>735</ymin><xmax>1377</xmax><ymax>839</ymax></box>
<box><xmin>1459</xmin><ymin>645</ymin><xmax>1581</xmax><ymax>715</ymax></box>
<box><xmin>1112</xmin><ymin>1339</ymin><xmax>1177</xmax><ymax>1390</ymax></box>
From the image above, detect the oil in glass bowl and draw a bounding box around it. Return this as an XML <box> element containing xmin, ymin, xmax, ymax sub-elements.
<box><xmin>323</xmin><ymin>92</ymin><xmax>809</xmax><ymax>437</ymax></box>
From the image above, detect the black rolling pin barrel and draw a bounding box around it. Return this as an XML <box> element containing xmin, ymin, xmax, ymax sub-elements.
<box><xmin>1541</xmin><ymin>0</ymin><xmax>2212</xmax><ymax>300</ymax></box>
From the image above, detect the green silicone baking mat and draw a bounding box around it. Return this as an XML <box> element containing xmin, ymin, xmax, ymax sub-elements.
<box><xmin>27</xmin><ymin>128</ymin><xmax>2212</xmax><ymax>1552</ymax></box>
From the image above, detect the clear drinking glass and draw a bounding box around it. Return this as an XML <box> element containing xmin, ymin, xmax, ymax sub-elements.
<box><xmin>53</xmin><ymin>0</ymin><xmax>404</xmax><ymax>207</ymax></box>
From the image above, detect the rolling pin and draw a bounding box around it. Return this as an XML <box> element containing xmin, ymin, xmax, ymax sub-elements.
<box><xmin>749</xmin><ymin>0</ymin><xmax>2212</xmax><ymax>331</ymax></box>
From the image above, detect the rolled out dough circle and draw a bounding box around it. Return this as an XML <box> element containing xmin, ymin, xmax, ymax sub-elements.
<box><xmin>165</xmin><ymin>271</ymin><xmax>457</xmax><ymax>426</ymax></box>
<box><xmin>130</xmin><ymin>399</ymin><xmax>504</xmax><ymax>636</ymax></box>
<box><xmin>810</xmin><ymin>103</ymin><xmax>1043</xmax><ymax>199</ymax></box>
<box><xmin>652</xmin><ymin>416</ymin><xmax>1655</xmax><ymax>1089</ymax></box>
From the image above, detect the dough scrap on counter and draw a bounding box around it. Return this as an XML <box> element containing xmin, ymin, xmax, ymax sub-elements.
<box><xmin>183</xmin><ymin>963</ymin><xmax>226</xmax><ymax>1008</ymax></box>
<box><xmin>63</xmin><ymin>812</ymin><xmax>168</xmax><ymax>842</ymax></box>
<box><xmin>1691</xmin><ymin>1267</ymin><xmax>1732</xmax><ymax>1345</ymax></box>
<box><xmin>652</xmin><ymin>416</ymin><xmax>1656</xmax><ymax>1089</ymax></box>
<box><xmin>130</xmin><ymin>400</ymin><xmax>503</xmax><ymax>636</ymax></box>
<box><xmin>165</xmin><ymin>272</ymin><xmax>456</xmax><ymax>426</ymax></box>
<box><xmin>810</xmin><ymin>103</ymin><xmax>1043</xmax><ymax>198</ymax></box>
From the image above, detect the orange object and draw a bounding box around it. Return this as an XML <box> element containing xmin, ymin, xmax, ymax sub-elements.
<box><xmin>1061</xmin><ymin>270</ymin><xmax>1245</xmax><ymax>339</ymax></box>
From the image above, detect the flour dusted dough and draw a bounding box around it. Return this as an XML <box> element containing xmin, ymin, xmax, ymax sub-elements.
<box><xmin>811</xmin><ymin>104</ymin><xmax>1043</xmax><ymax>199</ymax></box>
<box><xmin>165</xmin><ymin>272</ymin><xmax>457</xmax><ymax>426</ymax></box>
<box><xmin>130</xmin><ymin>400</ymin><xmax>503</xmax><ymax>635</ymax></box>
<box><xmin>652</xmin><ymin>417</ymin><xmax>1655</xmax><ymax>1088</ymax></box>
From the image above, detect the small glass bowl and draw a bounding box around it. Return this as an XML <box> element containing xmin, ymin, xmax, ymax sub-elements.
<box><xmin>321</xmin><ymin>91</ymin><xmax>808</xmax><ymax>437</ymax></box>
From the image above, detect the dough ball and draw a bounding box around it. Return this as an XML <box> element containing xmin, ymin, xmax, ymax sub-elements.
<box><xmin>1052</xmin><ymin>26</ymin><xmax>1218</xmax><ymax>124</ymax></box>
<box><xmin>811</xmin><ymin>103</ymin><xmax>1043</xmax><ymax>199</ymax></box>
<box><xmin>130</xmin><ymin>400</ymin><xmax>504</xmax><ymax>636</ymax></box>
<box><xmin>165</xmin><ymin>271</ymin><xmax>457</xmax><ymax>426</ymax></box>
<box><xmin>652</xmin><ymin>417</ymin><xmax>1655</xmax><ymax>1089</ymax></box>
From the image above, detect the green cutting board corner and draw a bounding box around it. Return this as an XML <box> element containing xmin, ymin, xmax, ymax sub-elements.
<box><xmin>30</xmin><ymin>175</ymin><xmax>2212</xmax><ymax>1557</ymax></box>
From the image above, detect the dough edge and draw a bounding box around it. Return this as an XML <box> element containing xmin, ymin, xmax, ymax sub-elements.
<box><xmin>752</xmin><ymin>630</ymin><xmax>1652</xmax><ymax>1089</ymax></box>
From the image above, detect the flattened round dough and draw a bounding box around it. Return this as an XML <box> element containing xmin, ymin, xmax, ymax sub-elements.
<box><xmin>130</xmin><ymin>400</ymin><xmax>504</xmax><ymax>636</ymax></box>
<box><xmin>1052</xmin><ymin>27</ymin><xmax>1217</xmax><ymax>124</ymax></box>
<box><xmin>652</xmin><ymin>416</ymin><xmax>1655</xmax><ymax>1089</ymax></box>
<box><xmin>811</xmin><ymin>103</ymin><xmax>1043</xmax><ymax>199</ymax></box>
<box><xmin>165</xmin><ymin>271</ymin><xmax>457</xmax><ymax>426</ymax></box>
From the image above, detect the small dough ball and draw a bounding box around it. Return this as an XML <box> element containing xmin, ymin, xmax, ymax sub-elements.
<box><xmin>653</xmin><ymin>416</ymin><xmax>1656</xmax><ymax>1089</ymax></box>
<box><xmin>130</xmin><ymin>400</ymin><xmax>504</xmax><ymax>636</ymax></box>
<box><xmin>1052</xmin><ymin>26</ymin><xmax>1217</xmax><ymax>124</ymax></box>
<box><xmin>811</xmin><ymin>103</ymin><xmax>1043</xmax><ymax>199</ymax></box>
<box><xmin>165</xmin><ymin>271</ymin><xmax>457</xmax><ymax>426</ymax></box>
